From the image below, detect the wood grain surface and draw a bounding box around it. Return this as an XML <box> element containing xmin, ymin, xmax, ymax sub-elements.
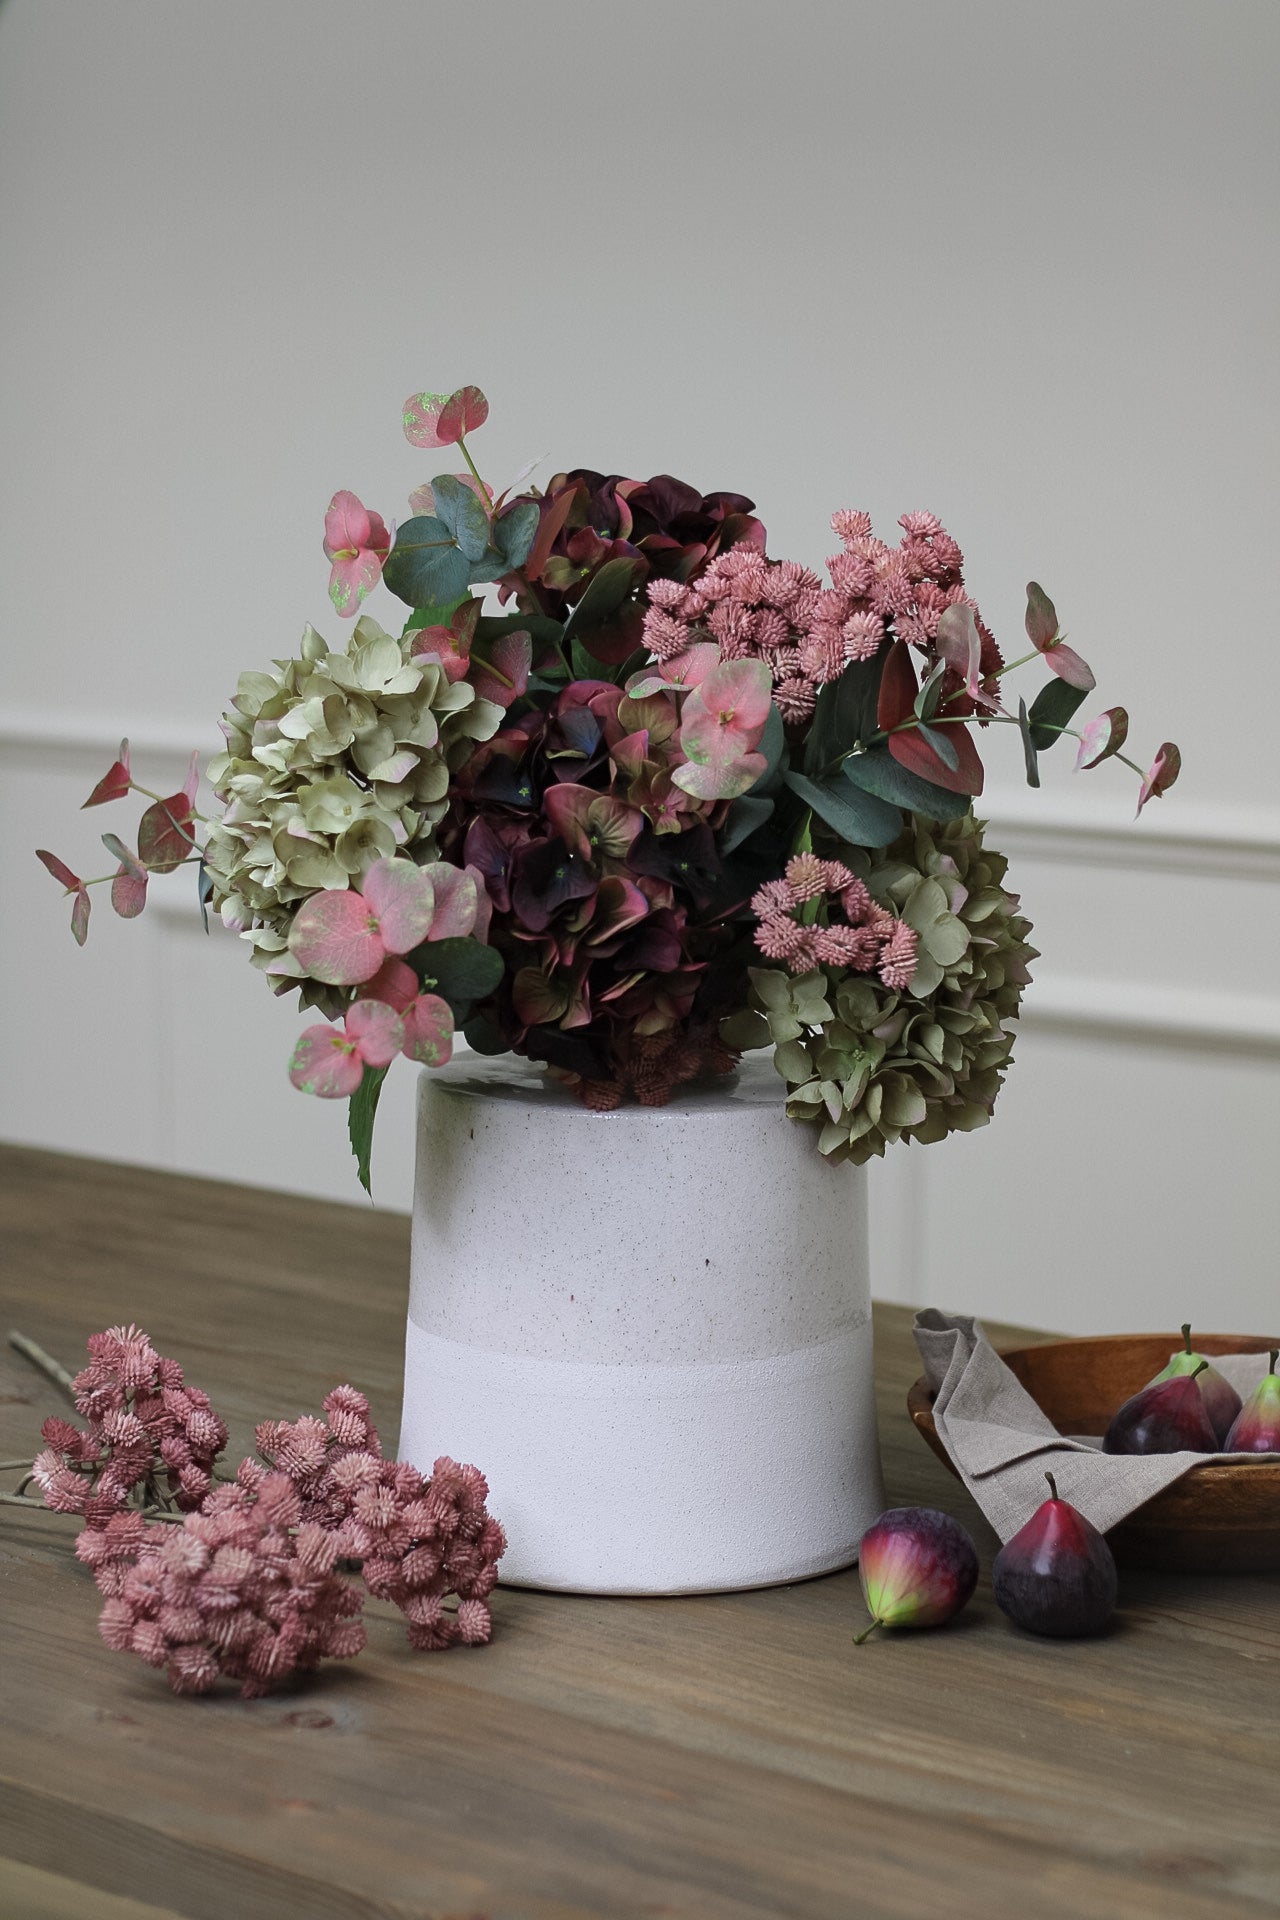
<box><xmin>1</xmin><ymin>1143</ymin><xmax>1277</xmax><ymax>1920</ymax></box>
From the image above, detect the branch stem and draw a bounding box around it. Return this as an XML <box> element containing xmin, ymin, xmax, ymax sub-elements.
<box><xmin>8</xmin><ymin>1331</ymin><xmax>77</xmax><ymax>1402</ymax></box>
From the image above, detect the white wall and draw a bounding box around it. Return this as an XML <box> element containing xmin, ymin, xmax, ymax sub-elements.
<box><xmin>2</xmin><ymin>0</ymin><xmax>1277</xmax><ymax>1333</ymax></box>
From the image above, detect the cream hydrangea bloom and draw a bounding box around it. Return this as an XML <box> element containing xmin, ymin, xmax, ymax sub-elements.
<box><xmin>204</xmin><ymin>617</ymin><xmax>502</xmax><ymax>1007</ymax></box>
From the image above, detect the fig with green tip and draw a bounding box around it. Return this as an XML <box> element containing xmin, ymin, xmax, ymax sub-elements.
<box><xmin>1103</xmin><ymin>1359</ymin><xmax>1218</xmax><ymax>1455</ymax></box>
<box><xmin>854</xmin><ymin>1507</ymin><xmax>978</xmax><ymax>1645</ymax></box>
<box><xmin>1224</xmin><ymin>1350</ymin><xmax>1280</xmax><ymax>1453</ymax></box>
<box><xmin>992</xmin><ymin>1472</ymin><xmax>1118</xmax><ymax>1639</ymax></box>
<box><xmin>1147</xmin><ymin>1324</ymin><xmax>1241</xmax><ymax>1443</ymax></box>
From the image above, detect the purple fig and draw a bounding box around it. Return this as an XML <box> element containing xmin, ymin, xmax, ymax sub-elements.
<box><xmin>1102</xmin><ymin>1360</ymin><xmax>1218</xmax><ymax>1454</ymax></box>
<box><xmin>1147</xmin><ymin>1324</ymin><xmax>1241</xmax><ymax>1443</ymax></box>
<box><xmin>992</xmin><ymin>1472</ymin><xmax>1117</xmax><ymax>1638</ymax></box>
<box><xmin>1224</xmin><ymin>1349</ymin><xmax>1280</xmax><ymax>1453</ymax></box>
<box><xmin>854</xmin><ymin>1507</ymin><xmax>978</xmax><ymax>1644</ymax></box>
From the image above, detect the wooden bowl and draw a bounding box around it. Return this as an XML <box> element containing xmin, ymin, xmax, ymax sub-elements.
<box><xmin>907</xmin><ymin>1332</ymin><xmax>1280</xmax><ymax>1571</ymax></box>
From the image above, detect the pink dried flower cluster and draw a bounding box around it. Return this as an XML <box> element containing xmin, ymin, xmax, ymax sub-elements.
<box><xmin>32</xmin><ymin>1323</ymin><xmax>228</xmax><ymax>1525</ymax></box>
<box><xmin>255</xmin><ymin>1388</ymin><xmax>506</xmax><ymax>1650</ymax></box>
<box><xmin>642</xmin><ymin>509</ymin><xmax>1001</xmax><ymax>729</ymax></box>
<box><xmin>80</xmin><ymin>1473</ymin><xmax>366</xmax><ymax>1698</ymax></box>
<box><xmin>751</xmin><ymin>855</ymin><xmax>919</xmax><ymax>990</ymax></box>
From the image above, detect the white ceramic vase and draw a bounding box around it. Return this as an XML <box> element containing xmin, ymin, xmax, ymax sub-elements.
<box><xmin>400</xmin><ymin>1054</ymin><xmax>885</xmax><ymax>1594</ymax></box>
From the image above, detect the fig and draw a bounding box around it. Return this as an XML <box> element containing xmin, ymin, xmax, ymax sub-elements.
<box><xmin>854</xmin><ymin>1507</ymin><xmax>978</xmax><ymax>1645</ymax></box>
<box><xmin>992</xmin><ymin>1472</ymin><xmax>1117</xmax><ymax>1638</ymax></box>
<box><xmin>1224</xmin><ymin>1349</ymin><xmax>1280</xmax><ymax>1453</ymax></box>
<box><xmin>1146</xmin><ymin>1324</ymin><xmax>1241</xmax><ymax>1443</ymax></box>
<box><xmin>1102</xmin><ymin>1361</ymin><xmax>1218</xmax><ymax>1455</ymax></box>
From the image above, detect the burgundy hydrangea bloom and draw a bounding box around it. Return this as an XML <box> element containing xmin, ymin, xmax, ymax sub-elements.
<box><xmin>643</xmin><ymin>509</ymin><xmax>1003</xmax><ymax>730</ymax></box>
<box><xmin>503</xmin><ymin>469</ymin><xmax>766</xmax><ymax>662</ymax></box>
<box><xmin>32</xmin><ymin>1324</ymin><xmax>228</xmax><ymax>1525</ymax></box>
<box><xmin>85</xmin><ymin>1471</ymin><xmax>366</xmax><ymax>1698</ymax></box>
<box><xmin>254</xmin><ymin>1388</ymin><xmax>506</xmax><ymax>1650</ymax></box>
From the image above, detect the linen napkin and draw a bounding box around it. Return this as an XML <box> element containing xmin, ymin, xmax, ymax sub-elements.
<box><xmin>912</xmin><ymin>1309</ymin><xmax>1275</xmax><ymax>1542</ymax></box>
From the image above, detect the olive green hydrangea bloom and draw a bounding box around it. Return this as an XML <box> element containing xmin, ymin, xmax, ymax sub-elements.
<box><xmin>721</xmin><ymin>814</ymin><xmax>1037</xmax><ymax>1163</ymax></box>
<box><xmin>204</xmin><ymin>617</ymin><xmax>502</xmax><ymax>1006</ymax></box>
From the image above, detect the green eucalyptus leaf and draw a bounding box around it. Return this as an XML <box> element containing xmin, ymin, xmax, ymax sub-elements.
<box><xmin>348</xmin><ymin>1064</ymin><xmax>389</xmax><ymax>1199</ymax></box>
<box><xmin>721</xmin><ymin>795</ymin><xmax>774</xmax><ymax>853</ymax></box>
<box><xmin>412</xmin><ymin>936</ymin><xmax>505</xmax><ymax>1013</ymax></box>
<box><xmin>494</xmin><ymin>500</ymin><xmax>540</xmax><ymax>572</ymax></box>
<box><xmin>915</xmin><ymin>721</ymin><xmax>959</xmax><ymax>773</ymax></box>
<box><xmin>805</xmin><ymin>655</ymin><xmax>885</xmax><ymax>775</ymax></box>
<box><xmin>842</xmin><ymin>748</ymin><xmax>971</xmax><ymax>821</ymax></box>
<box><xmin>914</xmin><ymin>659</ymin><xmax>947</xmax><ymax>722</ymax></box>
<box><xmin>383</xmin><ymin>517</ymin><xmax>470</xmax><ymax>607</ymax></box>
<box><xmin>1027</xmin><ymin>676</ymin><xmax>1089</xmax><ymax>751</ymax></box>
<box><xmin>753</xmin><ymin>703</ymin><xmax>787</xmax><ymax>794</ymax></box>
<box><xmin>783</xmin><ymin>769</ymin><xmax>903</xmax><ymax>849</ymax></box>
<box><xmin>431</xmin><ymin>476</ymin><xmax>491</xmax><ymax>562</ymax></box>
<box><xmin>1017</xmin><ymin>697</ymin><xmax>1041</xmax><ymax>788</ymax></box>
<box><xmin>562</xmin><ymin>555</ymin><xmax>642</xmax><ymax>637</ymax></box>
<box><xmin>462</xmin><ymin>1012</ymin><xmax>511</xmax><ymax>1056</ymax></box>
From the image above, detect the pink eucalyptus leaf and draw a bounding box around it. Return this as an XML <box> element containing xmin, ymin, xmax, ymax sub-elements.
<box><xmin>137</xmin><ymin>794</ymin><xmax>195</xmax><ymax>873</ymax></box>
<box><xmin>402</xmin><ymin>391</ymin><xmax>451</xmax><ymax>449</ymax></box>
<box><xmin>1136</xmin><ymin>742</ymin><xmax>1182</xmax><ymax>816</ymax></box>
<box><xmin>887</xmin><ymin>720</ymin><xmax>985</xmax><ymax>796</ymax></box>
<box><xmin>70</xmin><ymin>886</ymin><xmax>90</xmax><ymax>946</ymax></box>
<box><xmin>345</xmin><ymin>998</ymin><xmax>404</xmax><ymax>1069</ymax></box>
<box><xmin>361</xmin><ymin>857</ymin><xmax>437</xmax><ymax>954</ymax></box>
<box><xmin>1075</xmin><ymin>706</ymin><xmax>1130</xmax><ymax>770</ymax></box>
<box><xmin>110</xmin><ymin>865</ymin><xmax>148</xmax><ymax>919</ymax></box>
<box><xmin>671</xmin><ymin>751</ymin><xmax>768</xmax><ymax>802</ymax></box>
<box><xmin>435</xmin><ymin>385</ymin><xmax>489</xmax><ymax>446</ymax></box>
<box><xmin>936</xmin><ymin>604</ymin><xmax>1001</xmax><ymax>713</ymax></box>
<box><xmin>471</xmin><ymin>628</ymin><xmax>531</xmax><ymax>710</ymax></box>
<box><xmin>409</xmin><ymin>622</ymin><xmax>471</xmax><ymax>682</ymax></box>
<box><xmin>288</xmin><ymin>1024</ymin><xmax>364</xmax><ymax>1099</ymax></box>
<box><xmin>36</xmin><ymin>849</ymin><xmax>82</xmax><ymax>892</ymax></box>
<box><xmin>1024</xmin><ymin>580</ymin><xmax>1095</xmax><ymax>692</ymax></box>
<box><xmin>356</xmin><ymin>956</ymin><xmax>419</xmax><ymax>1012</ymax></box>
<box><xmin>419</xmin><ymin>862</ymin><xmax>478</xmax><ymax>940</ymax></box>
<box><xmin>82</xmin><ymin>740</ymin><xmax>132</xmax><ymax>808</ymax></box>
<box><xmin>401</xmin><ymin>992</ymin><xmax>455</xmax><ymax>1067</ymax></box>
<box><xmin>181</xmin><ymin>750</ymin><xmax>200</xmax><ymax>807</ymax></box>
<box><xmin>289</xmin><ymin>889</ymin><xmax>385</xmax><ymax>985</ymax></box>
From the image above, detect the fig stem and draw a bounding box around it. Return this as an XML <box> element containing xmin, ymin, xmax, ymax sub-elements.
<box><xmin>1044</xmin><ymin>1471</ymin><xmax>1059</xmax><ymax>1500</ymax></box>
<box><xmin>1270</xmin><ymin>1349</ymin><xmax>1278</xmax><ymax>1377</ymax></box>
<box><xmin>1191</xmin><ymin>1359</ymin><xmax>1209</xmax><ymax>1380</ymax></box>
<box><xmin>1181</xmin><ymin>1323</ymin><xmax>1193</xmax><ymax>1354</ymax></box>
<box><xmin>853</xmin><ymin>1619</ymin><xmax>880</xmax><ymax>1646</ymax></box>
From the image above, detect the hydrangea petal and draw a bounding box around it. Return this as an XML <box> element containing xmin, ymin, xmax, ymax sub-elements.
<box><xmin>345</xmin><ymin>998</ymin><xmax>404</xmax><ymax>1069</ymax></box>
<box><xmin>361</xmin><ymin>858</ymin><xmax>437</xmax><ymax>954</ymax></box>
<box><xmin>289</xmin><ymin>889</ymin><xmax>384</xmax><ymax>985</ymax></box>
<box><xmin>289</xmin><ymin>1024</ymin><xmax>364</xmax><ymax>1098</ymax></box>
<box><xmin>401</xmin><ymin>992</ymin><xmax>454</xmax><ymax>1067</ymax></box>
<box><xmin>471</xmin><ymin>629</ymin><xmax>531</xmax><ymax>710</ymax></box>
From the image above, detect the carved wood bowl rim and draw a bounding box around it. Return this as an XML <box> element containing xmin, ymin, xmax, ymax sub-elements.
<box><xmin>907</xmin><ymin>1331</ymin><xmax>1280</xmax><ymax>1571</ymax></box>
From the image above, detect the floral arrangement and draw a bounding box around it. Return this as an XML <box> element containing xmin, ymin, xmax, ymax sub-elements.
<box><xmin>38</xmin><ymin>383</ymin><xmax>1180</xmax><ymax>1185</ymax></box>
<box><xmin>3</xmin><ymin>1324</ymin><xmax>505</xmax><ymax>1695</ymax></box>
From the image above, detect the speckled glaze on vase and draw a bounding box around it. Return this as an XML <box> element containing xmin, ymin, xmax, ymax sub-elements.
<box><xmin>402</xmin><ymin>1054</ymin><xmax>885</xmax><ymax>1594</ymax></box>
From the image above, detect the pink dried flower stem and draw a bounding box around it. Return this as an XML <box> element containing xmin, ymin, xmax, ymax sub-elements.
<box><xmin>8</xmin><ymin>1330</ymin><xmax>78</xmax><ymax>1402</ymax></box>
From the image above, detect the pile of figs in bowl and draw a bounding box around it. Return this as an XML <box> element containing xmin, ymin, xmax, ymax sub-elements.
<box><xmin>908</xmin><ymin>1328</ymin><xmax>1280</xmax><ymax>1572</ymax></box>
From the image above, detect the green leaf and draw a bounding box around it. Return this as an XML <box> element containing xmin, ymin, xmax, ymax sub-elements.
<box><xmin>805</xmin><ymin>655</ymin><xmax>884</xmax><ymax>775</ymax></box>
<box><xmin>1017</xmin><ymin>697</ymin><xmax>1040</xmax><ymax>788</ymax></box>
<box><xmin>914</xmin><ymin>659</ymin><xmax>946</xmax><ymax>722</ymax></box>
<box><xmin>462</xmin><ymin>1012</ymin><xmax>511</xmax><ymax>1056</ymax></box>
<box><xmin>915</xmin><ymin>722</ymin><xmax>959</xmax><ymax>773</ymax></box>
<box><xmin>382</xmin><ymin>517</ymin><xmax>470</xmax><ymax>607</ymax></box>
<box><xmin>562</xmin><ymin>555</ymin><xmax>642</xmax><ymax>638</ymax></box>
<box><xmin>431</xmin><ymin>476</ymin><xmax>491</xmax><ymax>562</ymax></box>
<box><xmin>1027</xmin><ymin>676</ymin><xmax>1089</xmax><ymax>751</ymax></box>
<box><xmin>348</xmin><ymin>1064</ymin><xmax>389</xmax><ymax>1199</ymax></box>
<box><xmin>721</xmin><ymin>795</ymin><xmax>774</xmax><ymax>853</ymax></box>
<box><xmin>570</xmin><ymin>632</ymin><xmax>621</xmax><ymax>683</ymax></box>
<box><xmin>413</xmin><ymin>936</ymin><xmax>504</xmax><ymax>1013</ymax></box>
<box><xmin>842</xmin><ymin>748</ymin><xmax>971</xmax><ymax>821</ymax></box>
<box><xmin>782</xmin><ymin>769</ymin><xmax>903</xmax><ymax>849</ymax></box>
<box><xmin>753</xmin><ymin>703</ymin><xmax>787</xmax><ymax>794</ymax></box>
<box><xmin>402</xmin><ymin>595</ymin><xmax>470</xmax><ymax>636</ymax></box>
<box><xmin>476</xmin><ymin>610</ymin><xmax>566</xmax><ymax>651</ymax></box>
<box><xmin>494</xmin><ymin>500</ymin><xmax>540</xmax><ymax>572</ymax></box>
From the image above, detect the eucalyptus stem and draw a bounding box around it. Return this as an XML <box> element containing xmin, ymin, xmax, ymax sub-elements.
<box><xmin>456</xmin><ymin>434</ymin><xmax>494</xmax><ymax>524</ymax></box>
<box><xmin>8</xmin><ymin>1331</ymin><xmax>77</xmax><ymax>1403</ymax></box>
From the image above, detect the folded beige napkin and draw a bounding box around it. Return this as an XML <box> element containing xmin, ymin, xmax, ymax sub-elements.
<box><xmin>913</xmin><ymin>1309</ymin><xmax>1275</xmax><ymax>1542</ymax></box>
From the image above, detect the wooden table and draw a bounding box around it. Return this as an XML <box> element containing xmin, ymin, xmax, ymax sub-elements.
<box><xmin>1</xmin><ymin>1146</ymin><xmax>1277</xmax><ymax>1920</ymax></box>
